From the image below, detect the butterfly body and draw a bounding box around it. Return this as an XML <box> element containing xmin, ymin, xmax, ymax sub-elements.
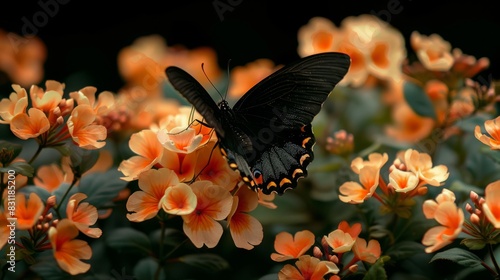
<box><xmin>166</xmin><ymin>52</ymin><xmax>350</xmax><ymax>195</ymax></box>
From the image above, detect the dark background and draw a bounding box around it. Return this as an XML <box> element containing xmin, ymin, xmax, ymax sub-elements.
<box><xmin>0</xmin><ymin>0</ymin><xmax>499</xmax><ymax>94</ymax></box>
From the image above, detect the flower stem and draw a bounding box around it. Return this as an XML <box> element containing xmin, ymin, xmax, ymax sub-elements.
<box><xmin>28</xmin><ymin>144</ymin><xmax>43</xmax><ymax>165</ymax></box>
<box><xmin>488</xmin><ymin>243</ymin><xmax>500</xmax><ymax>277</ymax></box>
<box><xmin>54</xmin><ymin>175</ymin><xmax>79</xmax><ymax>215</ymax></box>
<box><xmin>154</xmin><ymin>220</ymin><xmax>166</xmax><ymax>280</ymax></box>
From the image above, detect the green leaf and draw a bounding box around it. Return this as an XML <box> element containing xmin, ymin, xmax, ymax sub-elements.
<box><xmin>430</xmin><ymin>248</ymin><xmax>483</xmax><ymax>267</ymax></box>
<box><xmin>30</xmin><ymin>255</ymin><xmax>67</xmax><ymax>280</ymax></box>
<box><xmin>50</xmin><ymin>143</ymin><xmax>71</xmax><ymax>156</ymax></box>
<box><xmin>150</xmin><ymin>228</ymin><xmax>186</xmax><ymax>247</ymax></box>
<box><xmin>363</xmin><ymin>255</ymin><xmax>390</xmax><ymax>280</ymax></box>
<box><xmin>134</xmin><ymin>257</ymin><xmax>164</xmax><ymax>280</ymax></box>
<box><xmin>461</xmin><ymin>238</ymin><xmax>487</xmax><ymax>250</ymax></box>
<box><xmin>79</xmin><ymin>169</ymin><xmax>128</xmax><ymax>208</ymax></box>
<box><xmin>179</xmin><ymin>253</ymin><xmax>230</xmax><ymax>272</ymax></box>
<box><xmin>68</xmin><ymin>145</ymin><xmax>99</xmax><ymax>177</ymax></box>
<box><xmin>106</xmin><ymin>228</ymin><xmax>152</xmax><ymax>256</ymax></box>
<box><xmin>4</xmin><ymin>161</ymin><xmax>34</xmax><ymax>177</ymax></box>
<box><xmin>403</xmin><ymin>81</ymin><xmax>436</xmax><ymax>119</ymax></box>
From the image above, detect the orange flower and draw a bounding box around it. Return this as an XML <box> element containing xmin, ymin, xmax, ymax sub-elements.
<box><xmin>69</xmin><ymin>86</ymin><xmax>115</xmax><ymax>116</ymax></box>
<box><xmin>410</xmin><ymin>31</ymin><xmax>454</xmax><ymax>71</ymax></box>
<box><xmin>34</xmin><ymin>164</ymin><xmax>68</xmax><ymax>192</ymax></box>
<box><xmin>324</xmin><ymin>229</ymin><xmax>356</xmax><ymax>253</ymax></box>
<box><xmin>10</xmin><ymin>107</ymin><xmax>50</xmax><ymax>140</ymax></box>
<box><xmin>118</xmin><ymin>129</ymin><xmax>164</xmax><ymax>181</ymax></box>
<box><xmin>126</xmin><ymin>168</ymin><xmax>180</xmax><ymax>222</ymax></box>
<box><xmin>181</xmin><ymin>181</ymin><xmax>233</xmax><ymax>248</ymax></box>
<box><xmin>271</xmin><ymin>230</ymin><xmax>315</xmax><ymax>262</ymax></box>
<box><xmin>385</xmin><ymin>101</ymin><xmax>435</xmax><ymax>143</ymax></box>
<box><xmin>422</xmin><ymin>188</ymin><xmax>456</xmax><ymax>219</ymax></box>
<box><xmin>227</xmin><ymin>185</ymin><xmax>263</xmax><ymax>250</ymax></box>
<box><xmin>422</xmin><ymin>195</ymin><xmax>464</xmax><ymax>253</ymax></box>
<box><xmin>404</xmin><ymin>149</ymin><xmax>449</xmax><ymax>187</ymax></box>
<box><xmin>297</xmin><ymin>17</ymin><xmax>340</xmax><ymax>57</ymax></box>
<box><xmin>159</xmin><ymin>183</ymin><xmax>197</xmax><ymax>215</ymax></box>
<box><xmin>352</xmin><ymin>237</ymin><xmax>381</xmax><ymax>264</ymax></box>
<box><xmin>10</xmin><ymin>192</ymin><xmax>44</xmax><ymax>230</ymax></box>
<box><xmin>339</xmin><ymin>166</ymin><xmax>379</xmax><ymax>204</ymax></box>
<box><xmin>48</xmin><ymin>219</ymin><xmax>92</xmax><ymax>275</ymax></box>
<box><xmin>475</xmin><ymin>116</ymin><xmax>500</xmax><ymax>150</ymax></box>
<box><xmin>389</xmin><ymin>168</ymin><xmax>419</xmax><ymax>193</ymax></box>
<box><xmin>29</xmin><ymin>80</ymin><xmax>64</xmax><ymax>113</ymax></box>
<box><xmin>67</xmin><ymin>104</ymin><xmax>107</xmax><ymax>149</ymax></box>
<box><xmin>159</xmin><ymin>148</ymin><xmax>198</xmax><ymax>182</ymax></box>
<box><xmin>227</xmin><ymin>58</ymin><xmax>278</xmax><ymax>99</ymax></box>
<box><xmin>482</xmin><ymin>180</ymin><xmax>500</xmax><ymax>228</ymax></box>
<box><xmin>350</xmin><ymin>153</ymin><xmax>388</xmax><ymax>174</ymax></box>
<box><xmin>278</xmin><ymin>255</ymin><xmax>339</xmax><ymax>280</ymax></box>
<box><xmin>194</xmin><ymin>143</ymin><xmax>240</xmax><ymax>190</ymax></box>
<box><xmin>0</xmin><ymin>84</ymin><xmax>28</xmax><ymax>124</ymax></box>
<box><xmin>66</xmin><ymin>193</ymin><xmax>102</xmax><ymax>238</ymax></box>
<box><xmin>156</xmin><ymin>106</ymin><xmax>214</xmax><ymax>154</ymax></box>
<box><xmin>337</xmin><ymin>221</ymin><xmax>362</xmax><ymax>239</ymax></box>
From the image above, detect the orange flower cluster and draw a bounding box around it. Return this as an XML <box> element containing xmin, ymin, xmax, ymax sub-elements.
<box><xmin>339</xmin><ymin>149</ymin><xmax>449</xmax><ymax>218</ymax></box>
<box><xmin>0</xmin><ymin>80</ymin><xmax>117</xmax><ymax>150</ymax></box>
<box><xmin>271</xmin><ymin>221</ymin><xmax>381</xmax><ymax>279</ymax></box>
<box><xmin>0</xmin><ymin>192</ymin><xmax>101</xmax><ymax>275</ymax></box>
<box><xmin>119</xmin><ymin>108</ymin><xmax>270</xmax><ymax>249</ymax></box>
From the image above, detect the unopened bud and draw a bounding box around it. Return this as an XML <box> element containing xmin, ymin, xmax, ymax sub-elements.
<box><xmin>313</xmin><ymin>246</ymin><xmax>323</xmax><ymax>259</ymax></box>
<box><xmin>470</xmin><ymin>213</ymin><xmax>481</xmax><ymax>225</ymax></box>
<box><xmin>348</xmin><ymin>264</ymin><xmax>358</xmax><ymax>273</ymax></box>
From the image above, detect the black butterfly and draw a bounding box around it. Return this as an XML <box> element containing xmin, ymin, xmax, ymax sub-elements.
<box><xmin>165</xmin><ymin>52</ymin><xmax>350</xmax><ymax>195</ymax></box>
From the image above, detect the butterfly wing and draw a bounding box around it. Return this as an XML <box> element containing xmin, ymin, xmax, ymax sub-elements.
<box><xmin>165</xmin><ymin>66</ymin><xmax>224</xmax><ymax>136</ymax></box>
<box><xmin>226</xmin><ymin>52</ymin><xmax>351</xmax><ymax>194</ymax></box>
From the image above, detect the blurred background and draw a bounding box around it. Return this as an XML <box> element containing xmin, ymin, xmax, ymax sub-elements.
<box><xmin>0</xmin><ymin>0</ymin><xmax>498</xmax><ymax>94</ymax></box>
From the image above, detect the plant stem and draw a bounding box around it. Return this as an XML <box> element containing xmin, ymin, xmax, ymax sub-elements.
<box><xmin>154</xmin><ymin>220</ymin><xmax>166</xmax><ymax>280</ymax></box>
<box><xmin>489</xmin><ymin>243</ymin><xmax>500</xmax><ymax>277</ymax></box>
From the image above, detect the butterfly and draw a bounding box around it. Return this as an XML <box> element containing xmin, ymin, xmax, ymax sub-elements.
<box><xmin>165</xmin><ymin>52</ymin><xmax>350</xmax><ymax>195</ymax></box>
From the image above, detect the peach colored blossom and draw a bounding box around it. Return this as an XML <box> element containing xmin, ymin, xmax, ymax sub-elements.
<box><xmin>34</xmin><ymin>164</ymin><xmax>67</xmax><ymax>192</ymax></box>
<box><xmin>411</xmin><ymin>31</ymin><xmax>454</xmax><ymax>71</ymax></box>
<box><xmin>10</xmin><ymin>192</ymin><xmax>44</xmax><ymax>230</ymax></box>
<box><xmin>339</xmin><ymin>166</ymin><xmax>379</xmax><ymax>204</ymax></box>
<box><xmin>159</xmin><ymin>148</ymin><xmax>198</xmax><ymax>182</ymax></box>
<box><xmin>29</xmin><ymin>80</ymin><xmax>64</xmax><ymax>113</ymax></box>
<box><xmin>118</xmin><ymin>129</ymin><xmax>164</xmax><ymax>181</ymax></box>
<box><xmin>324</xmin><ymin>229</ymin><xmax>356</xmax><ymax>253</ymax></box>
<box><xmin>48</xmin><ymin>219</ymin><xmax>92</xmax><ymax>275</ymax></box>
<box><xmin>67</xmin><ymin>104</ymin><xmax>107</xmax><ymax>149</ymax></box>
<box><xmin>181</xmin><ymin>181</ymin><xmax>233</xmax><ymax>248</ymax></box>
<box><xmin>475</xmin><ymin>116</ymin><xmax>500</xmax><ymax>150</ymax></box>
<box><xmin>227</xmin><ymin>185</ymin><xmax>263</xmax><ymax>250</ymax></box>
<box><xmin>352</xmin><ymin>237</ymin><xmax>381</xmax><ymax>264</ymax></box>
<box><xmin>194</xmin><ymin>142</ymin><xmax>240</xmax><ymax>190</ymax></box>
<box><xmin>271</xmin><ymin>230</ymin><xmax>315</xmax><ymax>262</ymax></box>
<box><xmin>159</xmin><ymin>183</ymin><xmax>197</xmax><ymax>215</ymax></box>
<box><xmin>422</xmin><ymin>188</ymin><xmax>456</xmax><ymax>219</ymax></box>
<box><xmin>278</xmin><ymin>255</ymin><xmax>339</xmax><ymax>280</ymax></box>
<box><xmin>404</xmin><ymin>149</ymin><xmax>449</xmax><ymax>187</ymax></box>
<box><xmin>297</xmin><ymin>17</ymin><xmax>340</xmax><ymax>57</ymax></box>
<box><xmin>482</xmin><ymin>180</ymin><xmax>500</xmax><ymax>228</ymax></box>
<box><xmin>385</xmin><ymin>101</ymin><xmax>435</xmax><ymax>143</ymax></box>
<box><xmin>0</xmin><ymin>84</ymin><xmax>28</xmax><ymax>124</ymax></box>
<box><xmin>70</xmin><ymin>86</ymin><xmax>115</xmax><ymax>116</ymax></box>
<box><xmin>389</xmin><ymin>168</ymin><xmax>419</xmax><ymax>193</ymax></box>
<box><xmin>126</xmin><ymin>168</ymin><xmax>180</xmax><ymax>222</ymax></box>
<box><xmin>422</xmin><ymin>201</ymin><xmax>463</xmax><ymax>253</ymax></box>
<box><xmin>66</xmin><ymin>193</ymin><xmax>102</xmax><ymax>238</ymax></box>
<box><xmin>338</xmin><ymin>221</ymin><xmax>362</xmax><ymax>239</ymax></box>
<box><xmin>10</xmin><ymin>107</ymin><xmax>50</xmax><ymax>140</ymax></box>
<box><xmin>350</xmin><ymin>153</ymin><xmax>388</xmax><ymax>174</ymax></box>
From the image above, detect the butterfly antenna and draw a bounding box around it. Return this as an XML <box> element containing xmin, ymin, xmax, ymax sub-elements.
<box><xmin>224</xmin><ymin>59</ymin><xmax>231</xmax><ymax>100</ymax></box>
<box><xmin>201</xmin><ymin>63</ymin><xmax>224</xmax><ymax>101</ymax></box>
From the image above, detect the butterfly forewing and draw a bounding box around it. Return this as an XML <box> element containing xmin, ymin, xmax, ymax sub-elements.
<box><xmin>165</xmin><ymin>66</ymin><xmax>224</xmax><ymax>136</ymax></box>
